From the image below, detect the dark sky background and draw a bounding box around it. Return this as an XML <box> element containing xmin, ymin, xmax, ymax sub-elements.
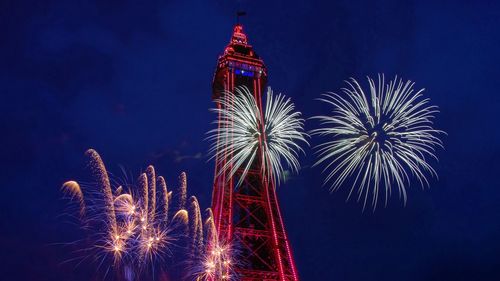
<box><xmin>1</xmin><ymin>0</ymin><xmax>500</xmax><ymax>280</ymax></box>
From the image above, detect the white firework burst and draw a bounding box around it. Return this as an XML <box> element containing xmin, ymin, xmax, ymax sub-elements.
<box><xmin>208</xmin><ymin>86</ymin><xmax>308</xmax><ymax>186</ymax></box>
<box><xmin>312</xmin><ymin>75</ymin><xmax>445</xmax><ymax>209</ymax></box>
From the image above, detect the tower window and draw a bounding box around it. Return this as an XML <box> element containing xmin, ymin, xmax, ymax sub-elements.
<box><xmin>235</xmin><ymin>69</ymin><xmax>254</xmax><ymax>77</ymax></box>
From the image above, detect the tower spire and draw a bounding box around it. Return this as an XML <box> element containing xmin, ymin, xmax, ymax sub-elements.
<box><xmin>230</xmin><ymin>23</ymin><xmax>248</xmax><ymax>45</ymax></box>
<box><xmin>210</xmin><ymin>24</ymin><xmax>299</xmax><ymax>281</ymax></box>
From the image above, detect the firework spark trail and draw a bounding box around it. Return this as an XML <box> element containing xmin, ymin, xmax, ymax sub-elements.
<box><xmin>208</xmin><ymin>86</ymin><xmax>308</xmax><ymax>187</ymax></box>
<box><xmin>138</xmin><ymin>173</ymin><xmax>149</xmax><ymax>240</ymax></box>
<box><xmin>61</xmin><ymin>181</ymin><xmax>85</xmax><ymax>218</ymax></box>
<box><xmin>115</xmin><ymin>185</ymin><xmax>123</xmax><ymax>196</ymax></box>
<box><xmin>172</xmin><ymin>209</ymin><xmax>189</xmax><ymax>223</ymax></box>
<box><xmin>62</xmin><ymin>150</ymin><xmax>233</xmax><ymax>280</ymax></box>
<box><xmin>146</xmin><ymin>166</ymin><xmax>156</xmax><ymax>225</ymax></box>
<box><xmin>113</xmin><ymin>194</ymin><xmax>134</xmax><ymax>215</ymax></box>
<box><xmin>178</xmin><ymin>172</ymin><xmax>187</xmax><ymax>210</ymax></box>
<box><xmin>204</xmin><ymin>208</ymin><xmax>217</xmax><ymax>246</ymax></box>
<box><xmin>312</xmin><ymin>74</ymin><xmax>445</xmax><ymax>209</ymax></box>
<box><xmin>188</xmin><ymin>196</ymin><xmax>204</xmax><ymax>259</ymax></box>
<box><xmin>157</xmin><ymin>176</ymin><xmax>169</xmax><ymax>225</ymax></box>
<box><xmin>85</xmin><ymin>149</ymin><xmax>118</xmax><ymax>239</ymax></box>
<box><xmin>172</xmin><ymin>209</ymin><xmax>189</xmax><ymax>236</ymax></box>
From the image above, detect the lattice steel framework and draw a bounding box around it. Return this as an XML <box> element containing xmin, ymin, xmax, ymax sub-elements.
<box><xmin>210</xmin><ymin>24</ymin><xmax>299</xmax><ymax>281</ymax></box>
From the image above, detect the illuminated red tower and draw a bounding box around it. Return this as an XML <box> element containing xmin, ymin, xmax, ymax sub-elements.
<box><xmin>211</xmin><ymin>24</ymin><xmax>299</xmax><ymax>281</ymax></box>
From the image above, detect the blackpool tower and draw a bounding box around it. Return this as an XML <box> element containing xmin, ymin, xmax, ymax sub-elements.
<box><xmin>210</xmin><ymin>24</ymin><xmax>299</xmax><ymax>281</ymax></box>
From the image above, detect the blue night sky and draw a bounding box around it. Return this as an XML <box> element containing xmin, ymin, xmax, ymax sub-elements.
<box><xmin>1</xmin><ymin>1</ymin><xmax>500</xmax><ymax>280</ymax></box>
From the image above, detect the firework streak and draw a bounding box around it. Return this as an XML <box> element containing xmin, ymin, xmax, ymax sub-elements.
<box><xmin>62</xmin><ymin>149</ymin><xmax>234</xmax><ymax>280</ymax></box>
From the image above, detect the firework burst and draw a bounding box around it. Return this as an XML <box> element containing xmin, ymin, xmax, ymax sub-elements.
<box><xmin>190</xmin><ymin>209</ymin><xmax>235</xmax><ymax>281</ymax></box>
<box><xmin>312</xmin><ymin>75</ymin><xmax>445</xmax><ymax>209</ymax></box>
<box><xmin>61</xmin><ymin>149</ymin><xmax>221</xmax><ymax>280</ymax></box>
<box><xmin>208</xmin><ymin>86</ymin><xmax>308</xmax><ymax>186</ymax></box>
<box><xmin>194</xmin><ymin>239</ymin><xmax>234</xmax><ymax>281</ymax></box>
